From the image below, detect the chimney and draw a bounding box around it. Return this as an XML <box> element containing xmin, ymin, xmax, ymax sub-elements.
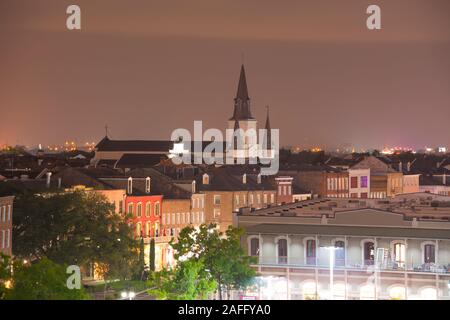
<box><xmin>46</xmin><ymin>172</ymin><xmax>52</xmax><ymax>188</ymax></box>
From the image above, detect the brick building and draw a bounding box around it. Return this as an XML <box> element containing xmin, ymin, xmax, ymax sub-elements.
<box><xmin>0</xmin><ymin>196</ymin><xmax>14</xmax><ymax>257</ymax></box>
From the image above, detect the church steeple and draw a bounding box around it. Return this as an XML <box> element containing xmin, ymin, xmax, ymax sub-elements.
<box><xmin>263</xmin><ymin>106</ymin><xmax>272</xmax><ymax>151</ymax></box>
<box><xmin>230</xmin><ymin>64</ymin><xmax>254</xmax><ymax>121</ymax></box>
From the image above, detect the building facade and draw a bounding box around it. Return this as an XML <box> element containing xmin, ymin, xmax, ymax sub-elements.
<box><xmin>237</xmin><ymin>196</ymin><xmax>450</xmax><ymax>300</ymax></box>
<box><xmin>0</xmin><ymin>196</ymin><xmax>13</xmax><ymax>257</ymax></box>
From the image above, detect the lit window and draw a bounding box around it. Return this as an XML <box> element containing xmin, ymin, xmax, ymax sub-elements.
<box><xmin>145</xmin><ymin>202</ymin><xmax>151</xmax><ymax>217</ymax></box>
<box><xmin>136</xmin><ymin>203</ymin><xmax>142</xmax><ymax>217</ymax></box>
<box><xmin>154</xmin><ymin>202</ymin><xmax>160</xmax><ymax>216</ymax></box>
<box><xmin>393</xmin><ymin>242</ymin><xmax>406</xmax><ymax>268</ymax></box>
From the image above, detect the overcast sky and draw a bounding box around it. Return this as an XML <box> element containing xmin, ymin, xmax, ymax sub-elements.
<box><xmin>1</xmin><ymin>0</ymin><xmax>449</xmax><ymax>150</ymax></box>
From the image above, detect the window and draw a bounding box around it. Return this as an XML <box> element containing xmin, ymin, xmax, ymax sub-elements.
<box><xmin>360</xmin><ymin>193</ymin><xmax>368</xmax><ymax>199</ymax></box>
<box><xmin>393</xmin><ymin>242</ymin><xmax>406</xmax><ymax>268</ymax></box>
<box><xmin>162</xmin><ymin>214</ymin><xmax>166</xmax><ymax>225</ymax></box>
<box><xmin>145</xmin><ymin>202</ymin><xmax>151</xmax><ymax>217</ymax></box>
<box><xmin>350</xmin><ymin>177</ymin><xmax>358</xmax><ymax>188</ymax></box>
<box><xmin>145</xmin><ymin>222</ymin><xmax>150</xmax><ymax>237</ymax></box>
<box><xmin>270</xmin><ymin>194</ymin><xmax>274</xmax><ymax>203</ymax></box>
<box><xmin>154</xmin><ymin>202</ymin><xmax>160</xmax><ymax>216</ymax></box>
<box><xmin>181</xmin><ymin>212</ymin><xmax>185</xmax><ymax>224</ymax></box>
<box><xmin>249</xmin><ymin>194</ymin><xmax>254</xmax><ymax>205</ymax></box>
<box><xmin>200</xmin><ymin>211</ymin><xmax>204</xmax><ymax>223</ymax></box>
<box><xmin>423</xmin><ymin>244</ymin><xmax>435</xmax><ymax>264</ymax></box>
<box><xmin>176</xmin><ymin>213</ymin><xmax>180</xmax><ymax>225</ymax></box>
<box><xmin>250</xmin><ymin>238</ymin><xmax>259</xmax><ymax>257</ymax></box>
<box><xmin>360</xmin><ymin>176</ymin><xmax>368</xmax><ymax>188</ymax></box>
<box><xmin>363</xmin><ymin>241</ymin><xmax>375</xmax><ymax>265</ymax></box>
<box><xmin>214</xmin><ymin>208</ymin><xmax>220</xmax><ymax>218</ymax></box>
<box><xmin>118</xmin><ymin>200</ymin><xmax>123</xmax><ymax>214</ymax></box>
<box><xmin>1</xmin><ymin>230</ymin><xmax>4</xmax><ymax>249</ymax></box>
<box><xmin>257</xmin><ymin>194</ymin><xmax>261</xmax><ymax>204</ymax></box>
<box><xmin>334</xmin><ymin>240</ymin><xmax>345</xmax><ymax>267</ymax></box>
<box><xmin>214</xmin><ymin>195</ymin><xmax>221</xmax><ymax>205</ymax></box>
<box><xmin>306</xmin><ymin>239</ymin><xmax>316</xmax><ymax>265</ymax></box>
<box><xmin>7</xmin><ymin>205</ymin><xmax>11</xmax><ymax>221</ymax></box>
<box><xmin>136</xmin><ymin>223</ymin><xmax>142</xmax><ymax>237</ymax></box>
<box><xmin>235</xmin><ymin>195</ymin><xmax>239</xmax><ymax>205</ymax></box>
<box><xmin>145</xmin><ymin>177</ymin><xmax>151</xmax><ymax>194</ymax></box>
<box><xmin>127</xmin><ymin>203</ymin><xmax>133</xmax><ymax>215</ymax></box>
<box><xmin>277</xmin><ymin>238</ymin><xmax>288</xmax><ymax>264</ymax></box>
<box><xmin>263</xmin><ymin>194</ymin><xmax>268</xmax><ymax>204</ymax></box>
<box><xmin>154</xmin><ymin>222</ymin><xmax>159</xmax><ymax>237</ymax></box>
<box><xmin>136</xmin><ymin>203</ymin><xmax>142</xmax><ymax>217</ymax></box>
<box><xmin>171</xmin><ymin>213</ymin><xmax>175</xmax><ymax>225</ymax></box>
<box><xmin>288</xmin><ymin>186</ymin><xmax>292</xmax><ymax>195</ymax></box>
<box><xmin>127</xmin><ymin>177</ymin><xmax>133</xmax><ymax>194</ymax></box>
<box><xmin>202</xmin><ymin>173</ymin><xmax>209</xmax><ymax>185</ymax></box>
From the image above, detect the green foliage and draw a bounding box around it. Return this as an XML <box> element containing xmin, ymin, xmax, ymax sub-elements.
<box><xmin>170</xmin><ymin>224</ymin><xmax>257</xmax><ymax>300</ymax></box>
<box><xmin>6</xmin><ymin>258</ymin><xmax>89</xmax><ymax>300</ymax></box>
<box><xmin>0</xmin><ymin>254</ymin><xmax>13</xmax><ymax>299</ymax></box>
<box><xmin>148</xmin><ymin>258</ymin><xmax>216</xmax><ymax>300</ymax></box>
<box><xmin>12</xmin><ymin>191</ymin><xmax>140</xmax><ymax>281</ymax></box>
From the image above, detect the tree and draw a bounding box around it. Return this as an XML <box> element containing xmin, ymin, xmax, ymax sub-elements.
<box><xmin>12</xmin><ymin>191</ymin><xmax>139</xmax><ymax>281</ymax></box>
<box><xmin>149</xmin><ymin>238</ymin><xmax>155</xmax><ymax>272</ymax></box>
<box><xmin>136</xmin><ymin>237</ymin><xmax>146</xmax><ymax>280</ymax></box>
<box><xmin>0</xmin><ymin>254</ymin><xmax>13</xmax><ymax>299</ymax></box>
<box><xmin>148</xmin><ymin>258</ymin><xmax>216</xmax><ymax>300</ymax></box>
<box><xmin>6</xmin><ymin>258</ymin><xmax>89</xmax><ymax>300</ymax></box>
<box><xmin>171</xmin><ymin>224</ymin><xmax>257</xmax><ymax>300</ymax></box>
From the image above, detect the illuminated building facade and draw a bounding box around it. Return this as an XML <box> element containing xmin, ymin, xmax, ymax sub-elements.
<box><xmin>238</xmin><ymin>195</ymin><xmax>450</xmax><ymax>300</ymax></box>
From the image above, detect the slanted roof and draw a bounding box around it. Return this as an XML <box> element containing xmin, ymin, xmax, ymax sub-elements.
<box><xmin>115</xmin><ymin>153</ymin><xmax>167</xmax><ymax>169</ymax></box>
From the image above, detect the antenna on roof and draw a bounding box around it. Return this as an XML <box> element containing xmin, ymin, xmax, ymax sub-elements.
<box><xmin>105</xmin><ymin>124</ymin><xmax>109</xmax><ymax>137</ymax></box>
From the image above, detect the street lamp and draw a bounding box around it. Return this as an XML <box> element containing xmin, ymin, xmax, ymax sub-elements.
<box><xmin>320</xmin><ymin>246</ymin><xmax>340</xmax><ymax>300</ymax></box>
<box><xmin>120</xmin><ymin>290</ymin><xmax>136</xmax><ymax>300</ymax></box>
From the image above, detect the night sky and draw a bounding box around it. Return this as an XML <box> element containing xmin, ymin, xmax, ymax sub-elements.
<box><xmin>1</xmin><ymin>0</ymin><xmax>450</xmax><ymax>150</ymax></box>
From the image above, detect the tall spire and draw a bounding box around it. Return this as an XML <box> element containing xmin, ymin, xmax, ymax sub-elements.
<box><xmin>230</xmin><ymin>64</ymin><xmax>254</xmax><ymax>121</ymax></box>
<box><xmin>236</xmin><ymin>64</ymin><xmax>249</xmax><ymax>100</ymax></box>
<box><xmin>263</xmin><ymin>106</ymin><xmax>272</xmax><ymax>151</ymax></box>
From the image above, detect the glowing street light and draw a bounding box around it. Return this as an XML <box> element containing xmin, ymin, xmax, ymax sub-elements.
<box><xmin>120</xmin><ymin>290</ymin><xmax>136</xmax><ymax>300</ymax></box>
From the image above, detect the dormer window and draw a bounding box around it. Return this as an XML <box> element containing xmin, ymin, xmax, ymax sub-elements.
<box><xmin>202</xmin><ymin>173</ymin><xmax>209</xmax><ymax>185</ymax></box>
<box><xmin>242</xmin><ymin>174</ymin><xmax>247</xmax><ymax>184</ymax></box>
<box><xmin>257</xmin><ymin>174</ymin><xmax>262</xmax><ymax>184</ymax></box>
<box><xmin>145</xmin><ymin>177</ymin><xmax>151</xmax><ymax>194</ymax></box>
<box><xmin>127</xmin><ymin>177</ymin><xmax>133</xmax><ymax>194</ymax></box>
<box><xmin>192</xmin><ymin>180</ymin><xmax>196</xmax><ymax>193</ymax></box>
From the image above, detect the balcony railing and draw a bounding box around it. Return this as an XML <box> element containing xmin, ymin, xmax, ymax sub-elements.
<box><xmin>256</xmin><ymin>258</ymin><xmax>450</xmax><ymax>274</ymax></box>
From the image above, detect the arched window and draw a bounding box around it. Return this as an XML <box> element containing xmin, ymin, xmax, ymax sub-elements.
<box><xmin>127</xmin><ymin>203</ymin><xmax>134</xmax><ymax>215</ymax></box>
<box><xmin>145</xmin><ymin>177</ymin><xmax>151</xmax><ymax>194</ymax></box>
<box><xmin>154</xmin><ymin>202</ymin><xmax>160</xmax><ymax>216</ymax></box>
<box><xmin>127</xmin><ymin>177</ymin><xmax>133</xmax><ymax>194</ymax></box>
<box><xmin>136</xmin><ymin>203</ymin><xmax>142</xmax><ymax>217</ymax></box>
<box><xmin>136</xmin><ymin>222</ymin><xmax>142</xmax><ymax>238</ymax></box>
<box><xmin>145</xmin><ymin>222</ymin><xmax>150</xmax><ymax>237</ymax></box>
<box><xmin>392</xmin><ymin>241</ymin><xmax>406</xmax><ymax>268</ymax></box>
<box><xmin>389</xmin><ymin>285</ymin><xmax>406</xmax><ymax>300</ymax></box>
<box><xmin>334</xmin><ymin>240</ymin><xmax>346</xmax><ymax>267</ymax></box>
<box><xmin>277</xmin><ymin>238</ymin><xmax>288</xmax><ymax>264</ymax></box>
<box><xmin>145</xmin><ymin>202</ymin><xmax>151</xmax><ymax>217</ymax></box>
<box><xmin>202</xmin><ymin>173</ymin><xmax>209</xmax><ymax>185</ymax></box>
<box><xmin>362</xmin><ymin>240</ymin><xmax>375</xmax><ymax>266</ymax></box>
<box><xmin>305</xmin><ymin>238</ymin><xmax>316</xmax><ymax>266</ymax></box>
<box><xmin>422</xmin><ymin>242</ymin><xmax>436</xmax><ymax>264</ymax></box>
<box><xmin>154</xmin><ymin>222</ymin><xmax>160</xmax><ymax>237</ymax></box>
<box><xmin>249</xmin><ymin>237</ymin><xmax>259</xmax><ymax>257</ymax></box>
